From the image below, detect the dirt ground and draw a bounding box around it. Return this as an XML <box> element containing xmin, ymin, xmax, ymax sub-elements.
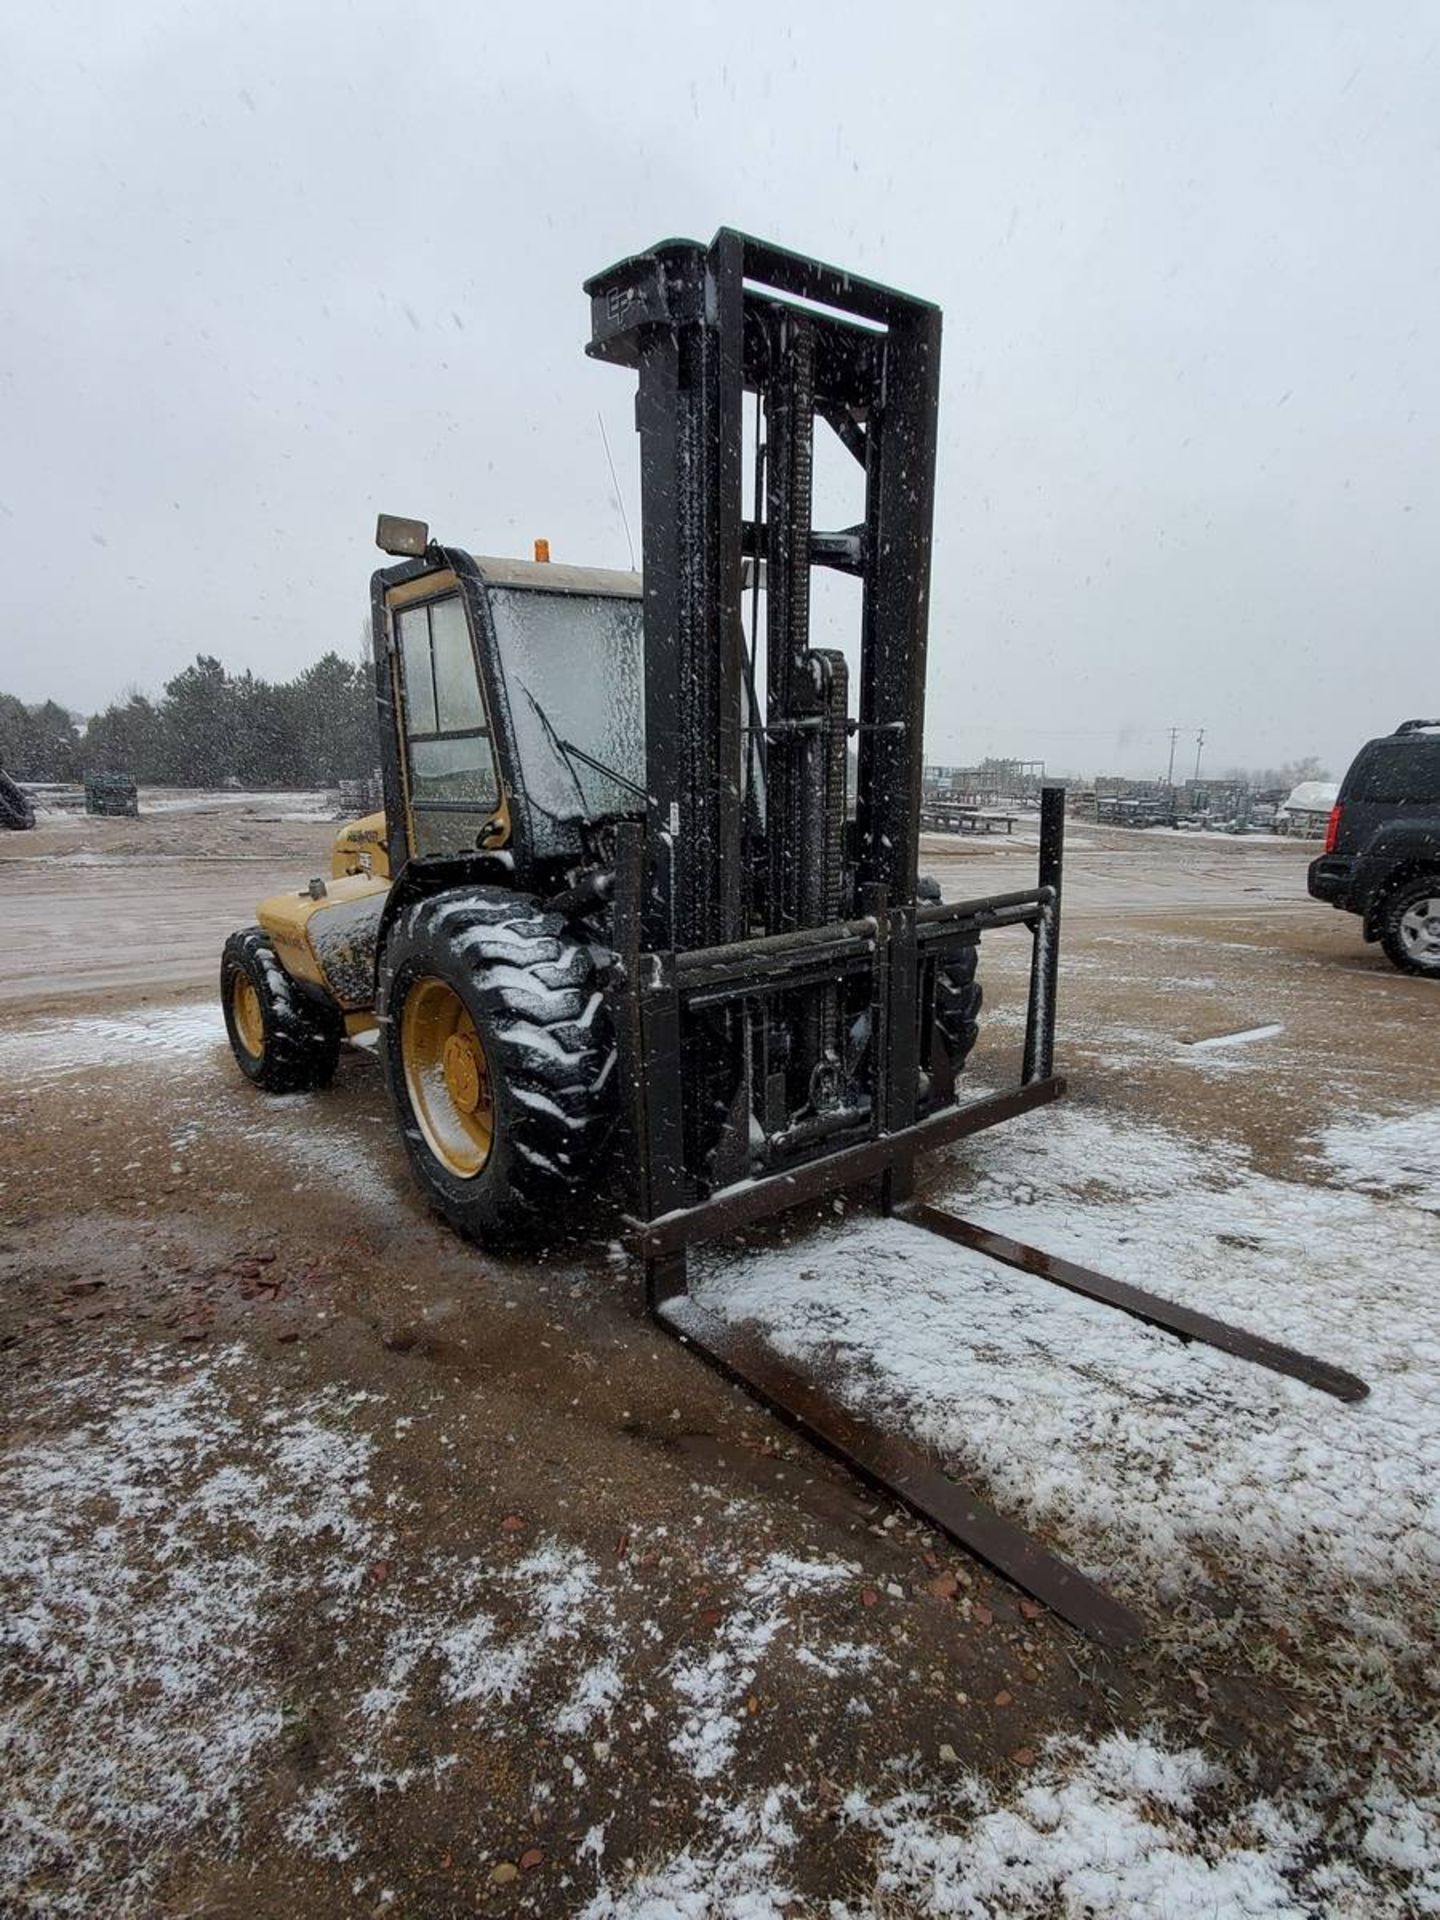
<box><xmin>2</xmin><ymin>800</ymin><xmax>1437</xmax><ymax>1916</ymax></box>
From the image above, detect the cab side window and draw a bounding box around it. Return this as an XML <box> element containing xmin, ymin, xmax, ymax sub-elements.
<box><xmin>395</xmin><ymin>597</ymin><xmax>499</xmax><ymax>857</ymax></box>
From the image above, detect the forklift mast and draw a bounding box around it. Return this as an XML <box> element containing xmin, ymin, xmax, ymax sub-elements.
<box><xmin>587</xmin><ymin>231</ymin><xmax>1060</xmax><ymax>1244</ymax></box>
<box><xmin>587</xmin><ymin>230</ymin><xmax>938</xmax><ymax>951</ymax></box>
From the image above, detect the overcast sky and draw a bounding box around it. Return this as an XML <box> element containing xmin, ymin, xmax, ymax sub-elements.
<box><xmin>2</xmin><ymin>0</ymin><xmax>1436</xmax><ymax>779</ymax></box>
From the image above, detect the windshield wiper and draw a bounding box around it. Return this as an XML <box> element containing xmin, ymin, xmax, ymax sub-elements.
<box><xmin>552</xmin><ymin>737</ymin><xmax>649</xmax><ymax>804</ymax></box>
<box><xmin>517</xmin><ymin>681</ymin><xmax>649</xmax><ymax>812</ymax></box>
<box><xmin>518</xmin><ymin>681</ymin><xmax>590</xmax><ymax>817</ymax></box>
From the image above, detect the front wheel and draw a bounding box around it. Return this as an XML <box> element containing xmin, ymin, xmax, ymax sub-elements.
<box><xmin>1379</xmin><ymin>876</ymin><xmax>1440</xmax><ymax>977</ymax></box>
<box><xmin>221</xmin><ymin>928</ymin><xmax>342</xmax><ymax>1092</ymax></box>
<box><xmin>379</xmin><ymin>889</ymin><xmax>618</xmax><ymax>1246</ymax></box>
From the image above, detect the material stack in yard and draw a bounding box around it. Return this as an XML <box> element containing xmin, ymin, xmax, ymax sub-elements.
<box><xmin>220</xmin><ymin>227</ymin><xmax>1369</xmax><ymax>1649</ymax></box>
<box><xmin>1279</xmin><ymin>778</ymin><xmax>1341</xmax><ymax>837</ymax></box>
<box><xmin>922</xmin><ymin>758</ymin><xmax>1047</xmax><ymax>808</ymax></box>
<box><xmin>83</xmin><ymin>772</ymin><xmax>138</xmax><ymax>818</ymax></box>
<box><xmin>338</xmin><ymin>771</ymin><xmax>384</xmax><ymax>816</ymax></box>
<box><xmin>1095</xmin><ymin>790</ymin><xmax>1173</xmax><ymax>829</ymax></box>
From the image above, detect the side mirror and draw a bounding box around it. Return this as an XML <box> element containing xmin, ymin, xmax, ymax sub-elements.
<box><xmin>376</xmin><ymin>513</ymin><xmax>430</xmax><ymax>557</ymax></box>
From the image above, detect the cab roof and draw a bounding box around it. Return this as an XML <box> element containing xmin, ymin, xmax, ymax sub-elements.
<box><xmin>466</xmin><ymin>553</ymin><xmax>641</xmax><ymax>600</ymax></box>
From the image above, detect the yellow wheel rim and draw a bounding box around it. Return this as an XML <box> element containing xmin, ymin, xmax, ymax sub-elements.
<box><xmin>401</xmin><ymin>977</ymin><xmax>494</xmax><ymax>1178</ymax></box>
<box><xmin>232</xmin><ymin>973</ymin><xmax>265</xmax><ymax>1059</ymax></box>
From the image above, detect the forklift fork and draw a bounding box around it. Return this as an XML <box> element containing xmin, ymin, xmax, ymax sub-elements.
<box><xmin>892</xmin><ymin>1203</ymin><xmax>1368</xmax><ymax>1404</ymax></box>
<box><xmin>641</xmin><ymin>1166</ymin><xmax>1366</xmax><ymax>1649</ymax></box>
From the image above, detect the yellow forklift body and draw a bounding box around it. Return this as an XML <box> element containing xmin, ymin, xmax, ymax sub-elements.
<box><xmin>331</xmin><ymin>811</ymin><xmax>391</xmax><ymax>881</ymax></box>
<box><xmin>257</xmin><ymin>871</ymin><xmax>388</xmax><ymax>1014</ymax></box>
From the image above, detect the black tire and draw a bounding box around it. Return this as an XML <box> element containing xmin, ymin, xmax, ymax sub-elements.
<box><xmin>221</xmin><ymin>927</ymin><xmax>342</xmax><ymax>1092</ymax></box>
<box><xmin>0</xmin><ymin>770</ymin><xmax>35</xmax><ymax>831</ymax></box>
<box><xmin>934</xmin><ymin>945</ymin><xmax>983</xmax><ymax>1075</ymax></box>
<box><xmin>379</xmin><ymin>888</ymin><xmax>617</xmax><ymax>1246</ymax></box>
<box><xmin>1378</xmin><ymin>875</ymin><xmax>1440</xmax><ymax>977</ymax></box>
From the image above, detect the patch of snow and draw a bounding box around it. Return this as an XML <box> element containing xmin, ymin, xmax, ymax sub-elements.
<box><xmin>556</xmin><ymin>1658</ymin><xmax>625</xmax><ymax>1736</ymax></box>
<box><xmin>369</xmin><ymin>1539</ymin><xmax>615</xmax><ymax>1723</ymax></box>
<box><xmin>1359</xmin><ymin>1733</ymin><xmax>1440</xmax><ymax>1902</ymax></box>
<box><xmin>1280</xmin><ymin>780</ymin><xmax>1340</xmax><ymax>816</ymax></box>
<box><xmin>668</xmin><ymin>1553</ymin><xmax>855</xmax><ymax>1782</ymax></box>
<box><xmin>1187</xmin><ymin>1021</ymin><xmax>1284</xmax><ymax>1050</ymax></box>
<box><xmin>1315</xmin><ymin>1106</ymin><xmax>1440</xmax><ymax>1212</ymax></box>
<box><xmin>832</xmin><ymin>1731</ymin><xmax>1392</xmax><ymax>1918</ymax></box>
<box><xmin>1143</xmin><ymin>825</ymin><xmax>1294</xmax><ymax>844</ymax></box>
<box><xmin>694</xmin><ymin>1099</ymin><xmax>1440</xmax><ymax>1649</ymax></box>
<box><xmin>792</xmin><ymin>1639</ymin><xmax>875</xmax><ymax>1680</ymax></box>
<box><xmin>0</xmin><ymin>1347</ymin><xmax>381</xmax><ymax>1915</ymax></box>
<box><xmin>579</xmin><ymin>1788</ymin><xmax>801</xmax><ymax>1920</ymax></box>
<box><xmin>238</xmin><ymin>1105</ymin><xmax>405</xmax><ymax>1211</ymax></box>
<box><xmin>0</xmin><ymin>1002</ymin><xmax>225</xmax><ymax>1086</ymax></box>
<box><xmin>136</xmin><ymin>787</ymin><xmax>337</xmax><ymax>816</ymax></box>
<box><xmin>440</xmin><ymin>1611</ymin><xmax>532</xmax><ymax>1705</ymax></box>
<box><xmin>582</xmin><ymin>1722</ymin><xmax>1440</xmax><ymax>1918</ymax></box>
<box><xmin>281</xmin><ymin>1785</ymin><xmax>359</xmax><ymax>1863</ymax></box>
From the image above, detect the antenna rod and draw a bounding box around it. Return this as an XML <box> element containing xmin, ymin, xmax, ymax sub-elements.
<box><xmin>597</xmin><ymin>410</ymin><xmax>637</xmax><ymax>572</ymax></box>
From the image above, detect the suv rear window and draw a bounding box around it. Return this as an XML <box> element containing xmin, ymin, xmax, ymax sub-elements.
<box><xmin>1341</xmin><ymin>737</ymin><xmax>1440</xmax><ymax>805</ymax></box>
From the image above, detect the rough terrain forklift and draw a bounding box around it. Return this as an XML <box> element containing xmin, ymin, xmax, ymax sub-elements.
<box><xmin>224</xmin><ymin>229</ymin><xmax>1365</xmax><ymax>1645</ymax></box>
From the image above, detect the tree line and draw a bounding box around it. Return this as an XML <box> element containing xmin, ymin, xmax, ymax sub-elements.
<box><xmin>0</xmin><ymin>652</ymin><xmax>376</xmax><ymax>787</ymax></box>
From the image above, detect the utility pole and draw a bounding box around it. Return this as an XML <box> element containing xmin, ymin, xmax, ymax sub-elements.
<box><xmin>1193</xmin><ymin>728</ymin><xmax>1205</xmax><ymax>783</ymax></box>
<box><xmin>1165</xmin><ymin>727</ymin><xmax>1180</xmax><ymax>787</ymax></box>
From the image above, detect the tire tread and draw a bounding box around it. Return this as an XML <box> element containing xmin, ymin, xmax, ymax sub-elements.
<box><xmin>380</xmin><ymin>888</ymin><xmax>617</xmax><ymax>1243</ymax></box>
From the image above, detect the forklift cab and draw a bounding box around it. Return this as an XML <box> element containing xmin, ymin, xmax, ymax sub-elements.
<box><xmin>372</xmin><ymin>524</ymin><xmax>646</xmax><ymax>880</ymax></box>
<box><xmin>253</xmin><ymin>532</ymin><xmax>646</xmax><ymax>1024</ymax></box>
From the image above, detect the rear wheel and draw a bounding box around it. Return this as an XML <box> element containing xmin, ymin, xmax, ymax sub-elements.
<box><xmin>380</xmin><ymin>888</ymin><xmax>617</xmax><ymax>1245</ymax></box>
<box><xmin>221</xmin><ymin>927</ymin><xmax>342</xmax><ymax>1092</ymax></box>
<box><xmin>934</xmin><ymin>945</ymin><xmax>983</xmax><ymax>1073</ymax></box>
<box><xmin>1379</xmin><ymin>876</ymin><xmax>1440</xmax><ymax>977</ymax></box>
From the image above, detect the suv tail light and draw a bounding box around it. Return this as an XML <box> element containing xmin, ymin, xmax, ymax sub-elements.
<box><xmin>1323</xmin><ymin>804</ymin><xmax>1343</xmax><ymax>854</ymax></box>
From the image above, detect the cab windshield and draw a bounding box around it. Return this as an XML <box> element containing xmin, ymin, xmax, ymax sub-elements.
<box><xmin>487</xmin><ymin>586</ymin><xmax>645</xmax><ymax>822</ymax></box>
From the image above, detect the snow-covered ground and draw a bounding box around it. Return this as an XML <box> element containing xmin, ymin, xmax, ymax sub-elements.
<box><xmin>587</xmin><ymin>1731</ymin><xmax>1440</xmax><ymax>1918</ymax></box>
<box><xmin>1140</xmin><ymin>824</ymin><xmax>1295</xmax><ymax>845</ymax></box>
<box><xmin>135</xmin><ymin>788</ymin><xmax>340</xmax><ymax>819</ymax></box>
<box><xmin>0</xmin><ymin>1345</ymin><xmax>878</xmax><ymax>1914</ymax></box>
<box><xmin>0</xmin><ymin>1003</ymin><xmax>227</xmax><ymax>1088</ymax></box>
<box><xmin>3</xmin><ymin>997</ymin><xmax>1439</xmax><ymax>1913</ymax></box>
<box><xmin>2</xmin><ymin>1350</ymin><xmax>385</xmax><ymax>1912</ymax></box>
<box><xmin>9</xmin><ymin>785</ymin><xmax>342</xmax><ymax>819</ymax></box>
<box><xmin>8</xmin><ymin>1332</ymin><xmax>1437</xmax><ymax>1918</ymax></box>
<box><xmin>683</xmin><ymin>1092</ymin><xmax>1440</xmax><ymax>1913</ymax></box>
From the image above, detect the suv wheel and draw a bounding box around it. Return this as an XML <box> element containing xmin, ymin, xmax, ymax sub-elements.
<box><xmin>1379</xmin><ymin>876</ymin><xmax>1440</xmax><ymax>977</ymax></box>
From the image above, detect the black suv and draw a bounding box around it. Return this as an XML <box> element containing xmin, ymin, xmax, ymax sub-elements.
<box><xmin>1308</xmin><ymin>719</ymin><xmax>1440</xmax><ymax>976</ymax></box>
